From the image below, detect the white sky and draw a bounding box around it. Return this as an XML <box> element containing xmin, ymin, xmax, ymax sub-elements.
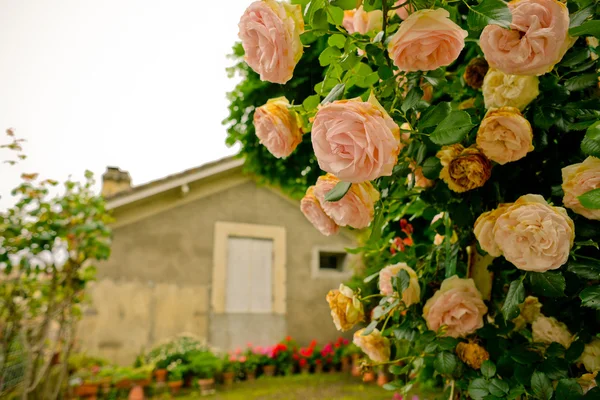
<box><xmin>0</xmin><ymin>0</ymin><xmax>254</xmax><ymax>210</ymax></box>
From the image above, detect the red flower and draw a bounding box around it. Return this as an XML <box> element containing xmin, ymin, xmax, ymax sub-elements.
<box><xmin>400</xmin><ymin>219</ymin><xmax>413</xmax><ymax>235</ymax></box>
<box><xmin>309</xmin><ymin>340</ymin><xmax>317</xmax><ymax>348</ymax></box>
<box><xmin>391</xmin><ymin>237</ymin><xmax>406</xmax><ymax>254</ymax></box>
<box><xmin>316</xmin><ymin>359</ymin><xmax>322</xmax><ymax>365</ymax></box>
<box><xmin>293</xmin><ymin>354</ymin><xmax>299</xmax><ymax>360</ymax></box>
<box><xmin>285</xmin><ymin>336</ymin><xmax>292</xmax><ymax>342</ymax></box>
<box><xmin>299</xmin><ymin>358</ymin><xmax>307</xmax><ymax>367</ymax></box>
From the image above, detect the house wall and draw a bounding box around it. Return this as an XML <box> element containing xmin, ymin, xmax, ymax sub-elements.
<box><xmin>78</xmin><ymin>177</ymin><xmax>354</xmax><ymax>364</ymax></box>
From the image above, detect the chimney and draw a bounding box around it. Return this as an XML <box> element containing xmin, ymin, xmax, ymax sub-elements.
<box><xmin>101</xmin><ymin>166</ymin><xmax>132</xmax><ymax>197</ymax></box>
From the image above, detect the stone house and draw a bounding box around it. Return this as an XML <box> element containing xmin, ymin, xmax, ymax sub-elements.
<box><xmin>78</xmin><ymin>157</ymin><xmax>356</xmax><ymax>364</ymax></box>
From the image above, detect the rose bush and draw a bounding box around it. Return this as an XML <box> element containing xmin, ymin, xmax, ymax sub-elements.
<box><xmin>228</xmin><ymin>0</ymin><xmax>600</xmax><ymax>397</ymax></box>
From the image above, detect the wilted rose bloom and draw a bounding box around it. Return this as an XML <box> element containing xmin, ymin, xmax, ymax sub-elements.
<box><xmin>474</xmin><ymin>204</ymin><xmax>512</xmax><ymax>257</ymax></box>
<box><xmin>300</xmin><ymin>186</ymin><xmax>339</xmax><ymax>236</ymax></box>
<box><xmin>388</xmin><ymin>9</ymin><xmax>468</xmax><ymax>72</ymax></box>
<box><xmin>580</xmin><ymin>338</ymin><xmax>600</xmax><ymax>372</ymax></box>
<box><xmin>480</xmin><ymin>0</ymin><xmax>571</xmax><ymax>75</ymax></box>
<box><xmin>353</xmin><ymin>328</ymin><xmax>391</xmax><ymax>363</ymax></box>
<box><xmin>456</xmin><ymin>342</ymin><xmax>490</xmax><ymax>370</ymax></box>
<box><xmin>562</xmin><ymin>156</ymin><xmax>600</xmax><ymax>220</ymax></box>
<box><xmin>464</xmin><ymin>58</ymin><xmax>489</xmax><ymax>89</ymax></box>
<box><xmin>326</xmin><ymin>284</ymin><xmax>364</xmax><ymax>331</ymax></box>
<box><xmin>313</xmin><ymin>174</ymin><xmax>379</xmax><ymax>230</ymax></box>
<box><xmin>238</xmin><ymin>0</ymin><xmax>304</xmax><ymax>84</ymax></box>
<box><xmin>476</xmin><ymin>107</ymin><xmax>534</xmax><ymax>165</ymax></box>
<box><xmin>343</xmin><ymin>6</ymin><xmax>382</xmax><ymax>35</ymax></box>
<box><xmin>493</xmin><ymin>194</ymin><xmax>575</xmax><ymax>272</ymax></box>
<box><xmin>578</xmin><ymin>372</ymin><xmax>598</xmax><ymax>394</ymax></box>
<box><xmin>254</xmin><ymin>97</ymin><xmax>302</xmax><ymax>158</ymax></box>
<box><xmin>423</xmin><ymin>276</ymin><xmax>488</xmax><ymax>338</ymax></box>
<box><xmin>482</xmin><ymin>69</ymin><xmax>540</xmax><ymax>111</ymax></box>
<box><xmin>532</xmin><ymin>315</ymin><xmax>573</xmax><ymax>349</ymax></box>
<box><xmin>312</xmin><ymin>95</ymin><xmax>400</xmax><ymax>183</ymax></box>
<box><xmin>437</xmin><ymin>145</ymin><xmax>492</xmax><ymax>193</ymax></box>
<box><xmin>378</xmin><ymin>263</ymin><xmax>420</xmax><ymax>307</ymax></box>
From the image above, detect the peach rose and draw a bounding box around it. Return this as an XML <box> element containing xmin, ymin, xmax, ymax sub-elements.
<box><xmin>493</xmin><ymin>194</ymin><xmax>575</xmax><ymax>272</ymax></box>
<box><xmin>326</xmin><ymin>284</ymin><xmax>364</xmax><ymax>331</ymax></box>
<box><xmin>476</xmin><ymin>107</ymin><xmax>534</xmax><ymax>165</ymax></box>
<box><xmin>394</xmin><ymin>1</ymin><xmax>413</xmax><ymax>20</ymax></box>
<box><xmin>378</xmin><ymin>263</ymin><xmax>420</xmax><ymax>307</ymax></box>
<box><xmin>474</xmin><ymin>204</ymin><xmax>512</xmax><ymax>257</ymax></box>
<box><xmin>312</xmin><ymin>95</ymin><xmax>400</xmax><ymax>183</ymax></box>
<box><xmin>388</xmin><ymin>9</ymin><xmax>468</xmax><ymax>72</ymax></box>
<box><xmin>423</xmin><ymin>276</ymin><xmax>488</xmax><ymax>338</ymax></box>
<box><xmin>254</xmin><ymin>97</ymin><xmax>303</xmax><ymax>158</ymax></box>
<box><xmin>409</xmin><ymin>163</ymin><xmax>435</xmax><ymax>189</ymax></box>
<box><xmin>480</xmin><ymin>0</ymin><xmax>571</xmax><ymax>76</ymax></box>
<box><xmin>353</xmin><ymin>328</ymin><xmax>391</xmax><ymax>363</ymax></box>
<box><xmin>532</xmin><ymin>315</ymin><xmax>573</xmax><ymax>349</ymax></box>
<box><xmin>343</xmin><ymin>6</ymin><xmax>383</xmax><ymax>35</ymax></box>
<box><xmin>313</xmin><ymin>173</ymin><xmax>380</xmax><ymax>230</ymax></box>
<box><xmin>562</xmin><ymin>156</ymin><xmax>600</xmax><ymax>220</ymax></box>
<box><xmin>482</xmin><ymin>69</ymin><xmax>540</xmax><ymax>111</ymax></box>
<box><xmin>437</xmin><ymin>145</ymin><xmax>492</xmax><ymax>193</ymax></box>
<box><xmin>580</xmin><ymin>338</ymin><xmax>600</xmax><ymax>372</ymax></box>
<box><xmin>300</xmin><ymin>186</ymin><xmax>339</xmax><ymax>236</ymax></box>
<box><xmin>238</xmin><ymin>0</ymin><xmax>304</xmax><ymax>84</ymax></box>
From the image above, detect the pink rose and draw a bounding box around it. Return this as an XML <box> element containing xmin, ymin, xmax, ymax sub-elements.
<box><xmin>254</xmin><ymin>97</ymin><xmax>303</xmax><ymax>158</ymax></box>
<box><xmin>238</xmin><ymin>0</ymin><xmax>304</xmax><ymax>84</ymax></box>
<box><xmin>480</xmin><ymin>0</ymin><xmax>571</xmax><ymax>76</ymax></box>
<box><xmin>476</xmin><ymin>107</ymin><xmax>534</xmax><ymax>165</ymax></box>
<box><xmin>312</xmin><ymin>94</ymin><xmax>400</xmax><ymax>183</ymax></box>
<box><xmin>423</xmin><ymin>276</ymin><xmax>488</xmax><ymax>338</ymax></box>
<box><xmin>388</xmin><ymin>9</ymin><xmax>468</xmax><ymax>72</ymax></box>
<box><xmin>394</xmin><ymin>1</ymin><xmax>413</xmax><ymax>20</ymax></box>
<box><xmin>300</xmin><ymin>186</ymin><xmax>340</xmax><ymax>236</ymax></box>
<box><xmin>493</xmin><ymin>194</ymin><xmax>575</xmax><ymax>271</ymax></box>
<box><xmin>474</xmin><ymin>204</ymin><xmax>513</xmax><ymax>257</ymax></box>
<box><xmin>562</xmin><ymin>156</ymin><xmax>600</xmax><ymax>220</ymax></box>
<box><xmin>313</xmin><ymin>173</ymin><xmax>380</xmax><ymax>230</ymax></box>
<box><xmin>532</xmin><ymin>315</ymin><xmax>573</xmax><ymax>349</ymax></box>
<box><xmin>343</xmin><ymin>6</ymin><xmax>383</xmax><ymax>35</ymax></box>
<box><xmin>379</xmin><ymin>263</ymin><xmax>420</xmax><ymax>307</ymax></box>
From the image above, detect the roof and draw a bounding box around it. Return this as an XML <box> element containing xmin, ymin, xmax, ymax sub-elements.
<box><xmin>105</xmin><ymin>156</ymin><xmax>244</xmax><ymax>210</ymax></box>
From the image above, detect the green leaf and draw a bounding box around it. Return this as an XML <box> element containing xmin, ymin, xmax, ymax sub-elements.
<box><xmin>311</xmin><ymin>8</ymin><xmax>329</xmax><ymax>31</ymax></box>
<box><xmin>581</xmin><ymin>136</ymin><xmax>600</xmax><ymax>158</ymax></box>
<box><xmin>430</xmin><ymin>111</ymin><xmax>474</xmax><ymax>145</ymax></box>
<box><xmin>568</xmin><ymin>259</ymin><xmax>600</xmax><ymax>280</ymax></box>
<box><xmin>502</xmin><ymin>279</ymin><xmax>525</xmax><ymax>320</ymax></box>
<box><xmin>481</xmin><ymin>360</ymin><xmax>496</xmax><ymax>378</ymax></box>
<box><xmin>433</xmin><ymin>351</ymin><xmax>457</xmax><ymax>375</ymax></box>
<box><xmin>321</xmin><ymin>83</ymin><xmax>345</xmax><ymax>104</ymax></box>
<box><xmin>580</xmin><ymin>285</ymin><xmax>600</xmax><ymax>309</ymax></box>
<box><xmin>467</xmin><ymin>0</ymin><xmax>512</xmax><ymax>31</ymax></box>
<box><xmin>396</xmin><ymin>269</ymin><xmax>411</xmax><ymax>293</ymax></box>
<box><xmin>362</xmin><ymin>319</ymin><xmax>378</xmax><ymax>336</ymax></box>
<box><xmin>587</xmin><ymin>121</ymin><xmax>600</xmax><ymax>141</ymax></box>
<box><xmin>529</xmin><ymin>271</ymin><xmax>566</xmax><ymax>298</ymax></box>
<box><xmin>489</xmin><ymin>378</ymin><xmax>510</xmax><ymax>397</ymax></box>
<box><xmin>419</xmin><ymin>102</ymin><xmax>452</xmax><ymax>130</ymax></box>
<box><xmin>330</xmin><ymin>0</ymin><xmax>356</xmax><ymax>10</ymax></box>
<box><xmin>579</xmin><ymin>188</ymin><xmax>600</xmax><ymax>210</ymax></box>
<box><xmin>305</xmin><ymin>0</ymin><xmax>327</xmax><ymax>24</ymax></box>
<box><xmin>585</xmin><ymin>387</ymin><xmax>600</xmax><ymax>398</ymax></box>
<box><xmin>324</xmin><ymin>181</ymin><xmax>352</xmax><ymax>202</ymax></box>
<box><xmin>377</xmin><ymin>65</ymin><xmax>394</xmax><ymax>80</ymax></box>
<box><xmin>565</xmin><ymin>73</ymin><xmax>599</xmax><ymax>91</ymax></box>
<box><xmin>570</xmin><ymin>5</ymin><xmax>595</xmax><ymax>28</ymax></box>
<box><xmin>328</xmin><ymin>34</ymin><xmax>346</xmax><ymax>48</ymax></box>
<box><xmin>319</xmin><ymin>47</ymin><xmax>342</xmax><ymax>66</ymax></box>
<box><xmin>566</xmin><ymin>340</ymin><xmax>585</xmax><ymax>361</ymax></box>
<box><xmin>531</xmin><ymin>371</ymin><xmax>553</xmax><ymax>400</ymax></box>
<box><xmin>327</xmin><ymin>5</ymin><xmax>344</xmax><ymax>26</ymax></box>
<box><xmin>421</xmin><ymin>157</ymin><xmax>442</xmax><ymax>180</ymax></box>
<box><xmin>302</xmin><ymin>95</ymin><xmax>321</xmax><ymax>111</ymax></box>
<box><xmin>539</xmin><ymin>357</ymin><xmax>569</xmax><ymax>380</ymax></box>
<box><xmin>555</xmin><ymin>379</ymin><xmax>584</xmax><ymax>400</ymax></box>
<box><xmin>560</xmin><ymin>47</ymin><xmax>592</xmax><ymax>68</ymax></box>
<box><xmin>401</xmin><ymin>87</ymin><xmax>423</xmax><ymax>113</ymax></box>
<box><xmin>468</xmin><ymin>378</ymin><xmax>490</xmax><ymax>400</ymax></box>
<box><xmin>570</xmin><ymin>20</ymin><xmax>600</xmax><ymax>38</ymax></box>
<box><xmin>507</xmin><ymin>386</ymin><xmax>526</xmax><ymax>400</ymax></box>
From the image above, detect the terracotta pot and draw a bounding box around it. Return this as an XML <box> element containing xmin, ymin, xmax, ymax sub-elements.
<box><xmin>246</xmin><ymin>371</ymin><xmax>256</xmax><ymax>381</ymax></box>
<box><xmin>315</xmin><ymin>364</ymin><xmax>323</xmax><ymax>374</ymax></box>
<box><xmin>300</xmin><ymin>365</ymin><xmax>310</xmax><ymax>374</ymax></box>
<box><xmin>262</xmin><ymin>365</ymin><xmax>276</xmax><ymax>377</ymax></box>
<box><xmin>377</xmin><ymin>371</ymin><xmax>389</xmax><ymax>386</ymax></box>
<box><xmin>97</xmin><ymin>377</ymin><xmax>112</xmax><ymax>394</ymax></box>
<box><xmin>222</xmin><ymin>371</ymin><xmax>235</xmax><ymax>386</ymax></box>
<box><xmin>74</xmin><ymin>383</ymin><xmax>98</xmax><ymax>399</ymax></box>
<box><xmin>363</xmin><ymin>371</ymin><xmax>376</xmax><ymax>383</ymax></box>
<box><xmin>328</xmin><ymin>365</ymin><xmax>338</xmax><ymax>374</ymax></box>
<box><xmin>198</xmin><ymin>378</ymin><xmax>216</xmax><ymax>396</ymax></box>
<box><xmin>128</xmin><ymin>385</ymin><xmax>144</xmax><ymax>400</ymax></box>
<box><xmin>341</xmin><ymin>356</ymin><xmax>351</xmax><ymax>373</ymax></box>
<box><xmin>167</xmin><ymin>380</ymin><xmax>183</xmax><ymax>395</ymax></box>
<box><xmin>154</xmin><ymin>369</ymin><xmax>168</xmax><ymax>383</ymax></box>
<box><xmin>351</xmin><ymin>355</ymin><xmax>361</xmax><ymax>377</ymax></box>
<box><xmin>115</xmin><ymin>379</ymin><xmax>131</xmax><ymax>390</ymax></box>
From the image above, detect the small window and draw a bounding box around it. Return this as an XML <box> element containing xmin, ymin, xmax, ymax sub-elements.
<box><xmin>319</xmin><ymin>251</ymin><xmax>347</xmax><ymax>271</ymax></box>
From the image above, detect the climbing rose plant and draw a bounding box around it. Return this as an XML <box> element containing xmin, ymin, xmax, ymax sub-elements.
<box><xmin>231</xmin><ymin>0</ymin><xmax>600</xmax><ymax>398</ymax></box>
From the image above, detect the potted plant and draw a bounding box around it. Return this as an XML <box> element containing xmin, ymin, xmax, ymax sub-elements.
<box><xmin>190</xmin><ymin>351</ymin><xmax>221</xmax><ymax>396</ymax></box>
<box><xmin>337</xmin><ymin>338</ymin><xmax>351</xmax><ymax>373</ymax></box>
<box><xmin>376</xmin><ymin>366</ymin><xmax>390</xmax><ymax>386</ymax></box>
<box><xmin>96</xmin><ymin>367</ymin><xmax>114</xmax><ymax>395</ymax></box>
<box><xmin>242</xmin><ymin>351</ymin><xmax>259</xmax><ymax>381</ymax></box>
<box><xmin>166</xmin><ymin>364</ymin><xmax>185</xmax><ymax>395</ymax></box>
<box><xmin>221</xmin><ymin>355</ymin><xmax>241</xmax><ymax>386</ymax></box>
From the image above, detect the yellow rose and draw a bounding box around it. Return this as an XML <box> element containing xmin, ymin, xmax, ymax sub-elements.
<box><xmin>562</xmin><ymin>156</ymin><xmax>600</xmax><ymax>220</ymax></box>
<box><xmin>378</xmin><ymin>263</ymin><xmax>420</xmax><ymax>307</ymax></box>
<box><xmin>353</xmin><ymin>328</ymin><xmax>391</xmax><ymax>363</ymax></box>
<box><xmin>474</xmin><ymin>204</ymin><xmax>513</xmax><ymax>257</ymax></box>
<box><xmin>326</xmin><ymin>284</ymin><xmax>364</xmax><ymax>332</ymax></box>
<box><xmin>532</xmin><ymin>315</ymin><xmax>574</xmax><ymax>349</ymax></box>
<box><xmin>512</xmin><ymin>296</ymin><xmax>543</xmax><ymax>330</ymax></box>
<box><xmin>482</xmin><ymin>69</ymin><xmax>540</xmax><ymax>111</ymax></box>
<box><xmin>580</xmin><ymin>338</ymin><xmax>600</xmax><ymax>373</ymax></box>
<box><xmin>437</xmin><ymin>145</ymin><xmax>492</xmax><ymax>193</ymax></box>
<box><xmin>578</xmin><ymin>372</ymin><xmax>598</xmax><ymax>394</ymax></box>
<box><xmin>476</xmin><ymin>107</ymin><xmax>534</xmax><ymax>165</ymax></box>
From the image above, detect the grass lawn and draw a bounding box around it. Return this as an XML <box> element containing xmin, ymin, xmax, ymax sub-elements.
<box><xmin>177</xmin><ymin>374</ymin><xmax>393</xmax><ymax>400</ymax></box>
